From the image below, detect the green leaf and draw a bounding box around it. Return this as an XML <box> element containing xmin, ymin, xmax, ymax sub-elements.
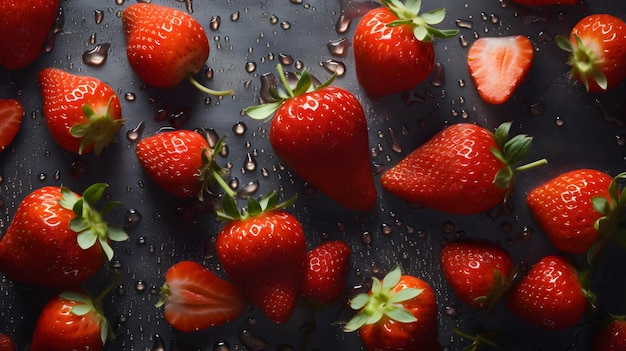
<box><xmin>344</xmin><ymin>311</ymin><xmax>369</xmax><ymax>332</ymax></box>
<box><xmin>592</xmin><ymin>196</ymin><xmax>610</xmax><ymax>216</ymax></box>
<box><xmin>390</xmin><ymin>287</ymin><xmax>423</xmax><ymax>303</ymax></box>
<box><xmin>59</xmin><ymin>186</ymin><xmax>80</xmax><ymax>210</ymax></box>
<box><xmin>382</xmin><ymin>265</ymin><xmax>402</xmax><ymax>290</ymax></box>
<box><xmin>60</xmin><ymin>291</ymin><xmax>91</xmax><ymax>304</ymax></box>
<box><xmin>77</xmin><ymin>230</ymin><xmax>98</xmax><ymax>250</ymax></box>
<box><xmin>101</xmin><ymin>201</ymin><xmax>122</xmax><ymax>216</ymax></box>
<box><xmin>107</xmin><ymin>226</ymin><xmax>129</xmax><ymax>242</ymax></box>
<box><xmin>82</xmin><ymin>183</ymin><xmax>108</xmax><ymax>205</ymax></box>
<box><xmin>367</xmin><ymin>309</ymin><xmax>384</xmax><ymax>325</ymax></box>
<box><xmin>247</xmin><ymin>196</ymin><xmax>263</xmax><ymax>217</ymax></box>
<box><xmin>69</xmin><ymin>217</ymin><xmax>91</xmax><ymax>233</ymax></box>
<box><xmin>555</xmin><ymin>35</ymin><xmax>573</xmax><ymax>52</ymax></box>
<box><xmin>413</xmin><ymin>25</ymin><xmax>429</xmax><ymax>42</ymax></box>
<box><xmin>100</xmin><ymin>236</ymin><xmax>115</xmax><ymax>261</ymax></box>
<box><xmin>244</xmin><ymin>101</ymin><xmax>283</xmax><ymax>121</ymax></box>
<box><xmin>503</xmin><ymin>135</ymin><xmax>532</xmax><ymax>165</ymax></box>
<box><xmin>385</xmin><ymin>307</ymin><xmax>418</xmax><ymax>323</ymax></box>
<box><xmin>221</xmin><ymin>194</ymin><xmax>240</xmax><ymax>220</ymax></box>
<box><xmin>71</xmin><ymin>304</ymin><xmax>93</xmax><ymax>316</ymax></box>
<box><xmin>590</xmin><ymin>67</ymin><xmax>608</xmax><ymax>90</ymax></box>
<box><xmin>404</xmin><ymin>0</ymin><xmax>422</xmax><ymax>14</ymax></box>
<box><xmin>493</xmin><ymin>122</ymin><xmax>511</xmax><ymax>150</ymax></box>
<box><xmin>420</xmin><ymin>8</ymin><xmax>446</xmax><ymax>25</ymax></box>
<box><xmin>349</xmin><ymin>293</ymin><xmax>371</xmax><ymax>310</ymax></box>
<box><xmin>293</xmin><ymin>69</ymin><xmax>313</xmax><ymax>96</ymax></box>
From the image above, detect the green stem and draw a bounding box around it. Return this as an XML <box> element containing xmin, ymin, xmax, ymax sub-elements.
<box><xmin>513</xmin><ymin>158</ymin><xmax>548</xmax><ymax>173</ymax></box>
<box><xmin>187</xmin><ymin>75</ymin><xmax>234</xmax><ymax>96</ymax></box>
<box><xmin>212</xmin><ymin>169</ymin><xmax>238</xmax><ymax>198</ymax></box>
<box><xmin>276</xmin><ymin>64</ymin><xmax>295</xmax><ymax>98</ymax></box>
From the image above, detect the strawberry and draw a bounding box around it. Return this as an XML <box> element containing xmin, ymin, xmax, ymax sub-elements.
<box><xmin>135</xmin><ymin>130</ymin><xmax>229</xmax><ymax>199</ymax></box>
<box><xmin>300</xmin><ymin>240</ymin><xmax>351</xmax><ymax>305</ymax></box>
<box><xmin>440</xmin><ymin>239</ymin><xmax>515</xmax><ymax>314</ymax></box>
<box><xmin>215</xmin><ymin>192</ymin><xmax>306</xmax><ymax>324</ymax></box>
<box><xmin>352</xmin><ymin>0</ymin><xmax>458</xmax><ymax>98</ymax></box>
<box><xmin>0</xmin><ymin>0</ymin><xmax>60</xmax><ymax>69</ymax></box>
<box><xmin>380</xmin><ymin>122</ymin><xmax>547</xmax><ymax>215</ymax></box>
<box><xmin>245</xmin><ymin>65</ymin><xmax>377</xmax><ymax>211</ymax></box>
<box><xmin>155</xmin><ymin>261</ymin><xmax>247</xmax><ymax>333</ymax></box>
<box><xmin>39</xmin><ymin>68</ymin><xmax>126</xmax><ymax>155</ymax></box>
<box><xmin>592</xmin><ymin>316</ymin><xmax>626</xmax><ymax>351</ymax></box>
<box><xmin>504</xmin><ymin>255</ymin><xmax>591</xmax><ymax>330</ymax></box>
<box><xmin>30</xmin><ymin>288</ymin><xmax>110</xmax><ymax>351</ymax></box>
<box><xmin>556</xmin><ymin>14</ymin><xmax>626</xmax><ymax>92</ymax></box>
<box><xmin>121</xmin><ymin>3</ymin><xmax>233</xmax><ymax>96</ymax></box>
<box><xmin>0</xmin><ymin>333</ymin><xmax>15</xmax><ymax>351</ymax></box>
<box><xmin>0</xmin><ymin>99</ymin><xmax>24</xmax><ymax>152</ymax></box>
<box><xmin>467</xmin><ymin>35</ymin><xmax>534</xmax><ymax>104</ymax></box>
<box><xmin>344</xmin><ymin>266</ymin><xmax>441</xmax><ymax>351</ymax></box>
<box><xmin>0</xmin><ymin>183</ymin><xmax>128</xmax><ymax>288</ymax></box>
<box><xmin>511</xmin><ymin>0</ymin><xmax>578</xmax><ymax>5</ymax></box>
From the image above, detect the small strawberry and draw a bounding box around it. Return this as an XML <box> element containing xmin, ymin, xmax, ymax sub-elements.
<box><xmin>556</xmin><ymin>14</ymin><xmax>626</xmax><ymax>92</ymax></box>
<box><xmin>467</xmin><ymin>35</ymin><xmax>534</xmax><ymax>104</ymax></box>
<box><xmin>39</xmin><ymin>68</ymin><xmax>126</xmax><ymax>155</ymax></box>
<box><xmin>380</xmin><ymin>122</ymin><xmax>547</xmax><ymax>215</ymax></box>
<box><xmin>512</xmin><ymin>0</ymin><xmax>578</xmax><ymax>5</ymax></box>
<box><xmin>215</xmin><ymin>192</ymin><xmax>306</xmax><ymax>324</ymax></box>
<box><xmin>592</xmin><ymin>316</ymin><xmax>626</xmax><ymax>351</ymax></box>
<box><xmin>505</xmin><ymin>255</ymin><xmax>591</xmax><ymax>330</ymax></box>
<box><xmin>0</xmin><ymin>0</ymin><xmax>60</xmax><ymax>69</ymax></box>
<box><xmin>245</xmin><ymin>65</ymin><xmax>377</xmax><ymax>211</ymax></box>
<box><xmin>121</xmin><ymin>3</ymin><xmax>233</xmax><ymax>96</ymax></box>
<box><xmin>0</xmin><ymin>333</ymin><xmax>15</xmax><ymax>351</ymax></box>
<box><xmin>135</xmin><ymin>130</ymin><xmax>229</xmax><ymax>199</ymax></box>
<box><xmin>155</xmin><ymin>261</ymin><xmax>247</xmax><ymax>333</ymax></box>
<box><xmin>0</xmin><ymin>183</ymin><xmax>128</xmax><ymax>288</ymax></box>
<box><xmin>440</xmin><ymin>239</ymin><xmax>515</xmax><ymax>314</ymax></box>
<box><xmin>344</xmin><ymin>266</ymin><xmax>441</xmax><ymax>351</ymax></box>
<box><xmin>352</xmin><ymin>0</ymin><xmax>458</xmax><ymax>98</ymax></box>
<box><xmin>30</xmin><ymin>288</ymin><xmax>110</xmax><ymax>351</ymax></box>
<box><xmin>300</xmin><ymin>240</ymin><xmax>351</xmax><ymax>305</ymax></box>
<box><xmin>0</xmin><ymin>99</ymin><xmax>24</xmax><ymax>152</ymax></box>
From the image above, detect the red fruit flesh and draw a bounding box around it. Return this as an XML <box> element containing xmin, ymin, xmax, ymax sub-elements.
<box><xmin>0</xmin><ymin>99</ymin><xmax>24</xmax><ymax>152</ymax></box>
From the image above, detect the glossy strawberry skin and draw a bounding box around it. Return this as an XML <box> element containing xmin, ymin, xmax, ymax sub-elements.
<box><xmin>380</xmin><ymin>123</ymin><xmax>507</xmax><ymax>214</ymax></box>
<box><xmin>353</xmin><ymin>7</ymin><xmax>434</xmax><ymax>98</ymax></box>
<box><xmin>0</xmin><ymin>333</ymin><xmax>15</xmax><ymax>351</ymax></box>
<box><xmin>0</xmin><ymin>99</ymin><xmax>24</xmax><ymax>152</ymax></box>
<box><xmin>526</xmin><ymin>169</ymin><xmax>612</xmax><ymax>254</ymax></box>
<box><xmin>592</xmin><ymin>318</ymin><xmax>626</xmax><ymax>351</ymax></box>
<box><xmin>0</xmin><ymin>186</ymin><xmax>105</xmax><ymax>288</ymax></box>
<box><xmin>505</xmin><ymin>255</ymin><xmax>587</xmax><ymax>330</ymax></box>
<box><xmin>0</xmin><ymin>0</ymin><xmax>60</xmax><ymax>69</ymax></box>
<box><xmin>271</xmin><ymin>86</ymin><xmax>377</xmax><ymax>211</ymax></box>
<box><xmin>122</xmin><ymin>3</ymin><xmax>209</xmax><ymax>88</ymax></box>
<box><xmin>216</xmin><ymin>210</ymin><xmax>306</xmax><ymax>324</ymax></box>
<box><xmin>300</xmin><ymin>240</ymin><xmax>351</xmax><ymax>304</ymax></box>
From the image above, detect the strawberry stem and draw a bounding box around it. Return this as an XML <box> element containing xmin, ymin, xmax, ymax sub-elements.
<box><xmin>587</xmin><ymin>172</ymin><xmax>626</xmax><ymax>264</ymax></box>
<box><xmin>69</xmin><ymin>96</ymin><xmax>127</xmax><ymax>156</ymax></box>
<box><xmin>187</xmin><ymin>75</ymin><xmax>234</xmax><ymax>96</ymax></box>
<box><xmin>211</xmin><ymin>169</ymin><xmax>238</xmax><ymax>199</ymax></box>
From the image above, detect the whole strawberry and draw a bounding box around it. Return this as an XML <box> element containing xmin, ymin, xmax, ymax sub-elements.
<box><xmin>245</xmin><ymin>65</ymin><xmax>377</xmax><ymax>211</ymax></box>
<box><xmin>122</xmin><ymin>3</ymin><xmax>233</xmax><ymax>96</ymax></box>
<box><xmin>0</xmin><ymin>0</ymin><xmax>60</xmax><ymax>69</ymax></box>
<box><xmin>215</xmin><ymin>192</ymin><xmax>306</xmax><ymax>324</ymax></box>
<box><xmin>0</xmin><ymin>183</ymin><xmax>128</xmax><ymax>288</ymax></box>
<box><xmin>556</xmin><ymin>14</ymin><xmax>626</xmax><ymax>92</ymax></box>
<box><xmin>39</xmin><ymin>68</ymin><xmax>126</xmax><ymax>155</ymax></box>
<box><xmin>353</xmin><ymin>0</ymin><xmax>457</xmax><ymax>98</ymax></box>
<box><xmin>344</xmin><ymin>266</ymin><xmax>441</xmax><ymax>351</ymax></box>
<box><xmin>381</xmin><ymin>122</ymin><xmax>546</xmax><ymax>214</ymax></box>
<box><xmin>0</xmin><ymin>99</ymin><xmax>24</xmax><ymax>152</ymax></box>
<box><xmin>505</xmin><ymin>255</ymin><xmax>591</xmax><ymax>330</ymax></box>
<box><xmin>592</xmin><ymin>317</ymin><xmax>626</xmax><ymax>351</ymax></box>
<box><xmin>0</xmin><ymin>333</ymin><xmax>15</xmax><ymax>351</ymax></box>
<box><xmin>300</xmin><ymin>240</ymin><xmax>351</xmax><ymax>305</ymax></box>
<box><xmin>440</xmin><ymin>239</ymin><xmax>515</xmax><ymax>314</ymax></box>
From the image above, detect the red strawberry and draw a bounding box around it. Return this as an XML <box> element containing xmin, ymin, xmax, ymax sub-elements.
<box><xmin>0</xmin><ymin>183</ymin><xmax>128</xmax><ymax>288</ymax></box>
<box><xmin>0</xmin><ymin>0</ymin><xmax>60</xmax><ymax>69</ymax></box>
<box><xmin>136</xmin><ymin>130</ymin><xmax>229</xmax><ymax>199</ymax></box>
<box><xmin>556</xmin><ymin>14</ymin><xmax>626</xmax><ymax>92</ymax></box>
<box><xmin>440</xmin><ymin>239</ymin><xmax>515</xmax><ymax>314</ymax></box>
<box><xmin>39</xmin><ymin>68</ymin><xmax>126</xmax><ymax>155</ymax></box>
<box><xmin>344</xmin><ymin>266</ymin><xmax>441</xmax><ymax>351</ymax></box>
<box><xmin>215</xmin><ymin>192</ymin><xmax>306</xmax><ymax>324</ymax></box>
<box><xmin>155</xmin><ymin>261</ymin><xmax>247</xmax><ymax>332</ymax></box>
<box><xmin>0</xmin><ymin>333</ymin><xmax>15</xmax><ymax>351</ymax></box>
<box><xmin>30</xmin><ymin>288</ymin><xmax>110</xmax><ymax>351</ymax></box>
<box><xmin>467</xmin><ymin>35</ymin><xmax>534</xmax><ymax>104</ymax></box>
<box><xmin>121</xmin><ymin>3</ymin><xmax>233</xmax><ymax>96</ymax></box>
<box><xmin>592</xmin><ymin>317</ymin><xmax>626</xmax><ymax>351</ymax></box>
<box><xmin>300</xmin><ymin>240</ymin><xmax>351</xmax><ymax>305</ymax></box>
<box><xmin>512</xmin><ymin>0</ymin><xmax>578</xmax><ymax>5</ymax></box>
<box><xmin>380</xmin><ymin>122</ymin><xmax>547</xmax><ymax>214</ymax></box>
<box><xmin>245</xmin><ymin>65</ymin><xmax>377</xmax><ymax>211</ymax></box>
<box><xmin>505</xmin><ymin>255</ymin><xmax>591</xmax><ymax>330</ymax></box>
<box><xmin>0</xmin><ymin>99</ymin><xmax>24</xmax><ymax>152</ymax></box>
<box><xmin>352</xmin><ymin>0</ymin><xmax>458</xmax><ymax>98</ymax></box>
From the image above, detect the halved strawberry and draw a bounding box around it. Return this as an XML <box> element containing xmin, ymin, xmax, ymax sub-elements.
<box><xmin>0</xmin><ymin>99</ymin><xmax>24</xmax><ymax>152</ymax></box>
<box><xmin>467</xmin><ymin>35</ymin><xmax>534</xmax><ymax>104</ymax></box>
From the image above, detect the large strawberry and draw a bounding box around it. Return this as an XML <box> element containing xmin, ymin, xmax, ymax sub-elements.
<box><xmin>352</xmin><ymin>0</ymin><xmax>458</xmax><ymax>98</ymax></box>
<box><xmin>380</xmin><ymin>122</ymin><xmax>547</xmax><ymax>214</ymax></box>
<box><xmin>440</xmin><ymin>239</ymin><xmax>515</xmax><ymax>314</ymax></box>
<box><xmin>0</xmin><ymin>183</ymin><xmax>128</xmax><ymax>288</ymax></box>
<box><xmin>0</xmin><ymin>0</ymin><xmax>60</xmax><ymax>69</ymax></box>
<box><xmin>245</xmin><ymin>65</ymin><xmax>377</xmax><ymax>211</ymax></box>
<box><xmin>300</xmin><ymin>240</ymin><xmax>351</xmax><ymax>305</ymax></box>
<box><xmin>215</xmin><ymin>192</ymin><xmax>306</xmax><ymax>324</ymax></box>
<box><xmin>556</xmin><ymin>14</ymin><xmax>626</xmax><ymax>92</ymax></box>
<box><xmin>0</xmin><ymin>99</ymin><xmax>24</xmax><ymax>152</ymax></box>
<box><xmin>592</xmin><ymin>316</ymin><xmax>626</xmax><ymax>351</ymax></box>
<box><xmin>121</xmin><ymin>3</ymin><xmax>233</xmax><ymax>96</ymax></box>
<box><xmin>344</xmin><ymin>266</ymin><xmax>441</xmax><ymax>351</ymax></box>
<box><xmin>39</xmin><ymin>68</ymin><xmax>126</xmax><ymax>155</ymax></box>
<box><xmin>155</xmin><ymin>261</ymin><xmax>247</xmax><ymax>332</ymax></box>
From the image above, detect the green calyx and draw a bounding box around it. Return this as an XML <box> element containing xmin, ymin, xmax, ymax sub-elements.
<box><xmin>59</xmin><ymin>183</ymin><xmax>129</xmax><ymax>262</ymax></box>
<box><xmin>215</xmin><ymin>191</ymin><xmax>297</xmax><ymax>222</ymax></box>
<box><xmin>473</xmin><ymin>267</ymin><xmax>516</xmax><ymax>316</ymax></box>
<box><xmin>381</xmin><ymin>0</ymin><xmax>458</xmax><ymax>42</ymax></box>
<box><xmin>197</xmin><ymin>136</ymin><xmax>234</xmax><ymax>201</ymax></box>
<box><xmin>69</xmin><ymin>96</ymin><xmax>127</xmax><ymax>156</ymax></box>
<box><xmin>452</xmin><ymin>327</ymin><xmax>505</xmax><ymax>351</ymax></box>
<box><xmin>60</xmin><ymin>290</ymin><xmax>111</xmax><ymax>345</ymax></box>
<box><xmin>243</xmin><ymin>64</ymin><xmax>336</xmax><ymax>121</ymax></box>
<box><xmin>491</xmin><ymin>122</ymin><xmax>548</xmax><ymax>192</ymax></box>
<box><xmin>556</xmin><ymin>34</ymin><xmax>608</xmax><ymax>91</ymax></box>
<box><xmin>343</xmin><ymin>265</ymin><xmax>423</xmax><ymax>332</ymax></box>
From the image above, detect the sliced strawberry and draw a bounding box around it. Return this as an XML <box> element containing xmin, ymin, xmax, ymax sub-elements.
<box><xmin>467</xmin><ymin>35</ymin><xmax>534</xmax><ymax>104</ymax></box>
<box><xmin>156</xmin><ymin>261</ymin><xmax>248</xmax><ymax>333</ymax></box>
<box><xmin>0</xmin><ymin>99</ymin><xmax>24</xmax><ymax>152</ymax></box>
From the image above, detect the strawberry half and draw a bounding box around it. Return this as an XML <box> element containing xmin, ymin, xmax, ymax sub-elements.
<box><xmin>467</xmin><ymin>35</ymin><xmax>534</xmax><ymax>104</ymax></box>
<box><xmin>156</xmin><ymin>261</ymin><xmax>247</xmax><ymax>333</ymax></box>
<box><xmin>300</xmin><ymin>240</ymin><xmax>351</xmax><ymax>305</ymax></box>
<box><xmin>0</xmin><ymin>99</ymin><xmax>24</xmax><ymax>152</ymax></box>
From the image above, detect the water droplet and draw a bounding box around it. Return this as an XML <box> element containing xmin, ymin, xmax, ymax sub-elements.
<box><xmin>455</xmin><ymin>19</ymin><xmax>473</xmax><ymax>29</ymax></box>
<box><xmin>243</xmin><ymin>153</ymin><xmax>257</xmax><ymax>172</ymax></box>
<box><xmin>213</xmin><ymin>340</ymin><xmax>231</xmax><ymax>351</ymax></box>
<box><xmin>489</xmin><ymin>13</ymin><xmax>499</xmax><ymax>24</ymax></box>
<box><xmin>430</xmin><ymin>62</ymin><xmax>445</xmax><ymax>87</ymax></box>
<box><xmin>442</xmin><ymin>221</ymin><xmax>455</xmax><ymax>233</ymax></box>
<box><xmin>459</xmin><ymin>35</ymin><xmax>469</xmax><ymax>47</ymax></box>
<box><xmin>124</xmin><ymin>92</ymin><xmax>136</xmax><ymax>101</ymax></box>
<box><xmin>94</xmin><ymin>9</ymin><xmax>105</xmax><ymax>24</ymax></box>
<box><xmin>279</xmin><ymin>53</ymin><xmax>294</xmax><ymax>66</ymax></box>
<box><xmin>386</xmin><ymin>126</ymin><xmax>402</xmax><ymax>153</ymax></box>
<box><xmin>68</xmin><ymin>159</ymin><xmax>91</xmax><ymax>178</ymax></box>
<box><xmin>360</xmin><ymin>231</ymin><xmax>373</xmax><ymax>245</ymax></box>
<box><xmin>458</xmin><ymin>79</ymin><xmax>466</xmax><ymax>87</ymax></box>
<box><xmin>135</xmin><ymin>280</ymin><xmax>147</xmax><ymax>292</ymax></box>
<box><xmin>232</xmin><ymin>121</ymin><xmax>247</xmax><ymax>135</ymax></box>
<box><xmin>444</xmin><ymin>304</ymin><xmax>463</xmax><ymax>318</ymax></box>
<box><xmin>245</xmin><ymin>61</ymin><xmax>257</xmax><ymax>73</ymax></box>
<box><xmin>124</xmin><ymin>208</ymin><xmax>142</xmax><ymax>230</ymax></box>
<box><xmin>335</xmin><ymin>14</ymin><xmax>351</xmax><ymax>34</ymax></box>
<box><xmin>82</xmin><ymin>43</ymin><xmax>110</xmax><ymax>67</ymax></box>
<box><xmin>320</xmin><ymin>59</ymin><xmax>346</xmax><ymax>76</ymax></box>
<box><xmin>155</xmin><ymin>106</ymin><xmax>169</xmax><ymax>122</ymax></box>
<box><xmin>230</xmin><ymin>11</ymin><xmax>240</xmax><ymax>21</ymax></box>
<box><xmin>401</xmin><ymin>89</ymin><xmax>426</xmax><ymax>105</ymax></box>
<box><xmin>380</xmin><ymin>223</ymin><xmax>392</xmax><ymax>236</ymax></box>
<box><xmin>616</xmin><ymin>135</ymin><xmax>626</xmax><ymax>146</ymax></box>
<box><xmin>529</xmin><ymin>101</ymin><xmax>546</xmax><ymax>116</ymax></box>
<box><xmin>269</xmin><ymin>14</ymin><xmax>279</xmax><ymax>25</ymax></box>
<box><xmin>554</xmin><ymin>116</ymin><xmax>565</xmax><ymax>126</ymax></box>
<box><xmin>126</xmin><ymin>121</ymin><xmax>145</xmax><ymax>142</ymax></box>
<box><xmin>210</xmin><ymin>15</ymin><xmax>221</xmax><ymax>30</ymax></box>
<box><xmin>53</xmin><ymin>170</ymin><xmax>61</xmax><ymax>181</ymax></box>
<box><xmin>205</xmin><ymin>67</ymin><xmax>214</xmax><ymax>80</ymax></box>
<box><xmin>136</xmin><ymin>236</ymin><xmax>147</xmax><ymax>245</ymax></box>
<box><xmin>239</xmin><ymin>329</ymin><xmax>269</xmax><ymax>351</ymax></box>
<box><xmin>169</xmin><ymin>108</ymin><xmax>191</xmax><ymax>128</ymax></box>
<box><xmin>44</xmin><ymin>7</ymin><xmax>64</xmax><ymax>53</ymax></box>
<box><xmin>327</xmin><ymin>37</ymin><xmax>349</xmax><ymax>57</ymax></box>
<box><xmin>238</xmin><ymin>179</ymin><xmax>260</xmax><ymax>198</ymax></box>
